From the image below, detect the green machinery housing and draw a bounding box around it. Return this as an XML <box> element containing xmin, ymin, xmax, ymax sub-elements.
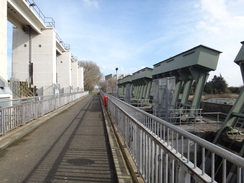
<box><xmin>131</xmin><ymin>67</ymin><xmax>152</xmax><ymax>104</ymax></box>
<box><xmin>118</xmin><ymin>67</ymin><xmax>153</xmax><ymax>106</ymax></box>
<box><xmin>152</xmin><ymin>45</ymin><xmax>221</xmax><ymax>121</ymax></box>
<box><xmin>117</xmin><ymin>45</ymin><xmax>221</xmax><ymax>122</ymax></box>
<box><xmin>117</xmin><ymin>75</ymin><xmax>132</xmax><ymax>103</ymax></box>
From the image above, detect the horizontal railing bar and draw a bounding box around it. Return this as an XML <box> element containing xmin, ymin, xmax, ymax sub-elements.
<box><xmin>0</xmin><ymin>92</ymin><xmax>88</xmax><ymax>136</ymax></box>
<box><xmin>107</xmin><ymin>94</ymin><xmax>244</xmax><ymax>168</ymax></box>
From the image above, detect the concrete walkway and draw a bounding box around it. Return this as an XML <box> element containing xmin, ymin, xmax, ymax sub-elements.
<box><xmin>0</xmin><ymin>94</ymin><xmax>133</xmax><ymax>182</ymax></box>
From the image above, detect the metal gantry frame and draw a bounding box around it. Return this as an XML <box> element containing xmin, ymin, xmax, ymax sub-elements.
<box><xmin>152</xmin><ymin>45</ymin><xmax>221</xmax><ymax>121</ymax></box>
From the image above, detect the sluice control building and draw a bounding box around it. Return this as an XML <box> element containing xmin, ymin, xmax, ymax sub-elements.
<box><xmin>1</xmin><ymin>0</ymin><xmax>84</xmax><ymax>99</ymax></box>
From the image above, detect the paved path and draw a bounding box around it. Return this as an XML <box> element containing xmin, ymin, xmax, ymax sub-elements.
<box><xmin>0</xmin><ymin>94</ymin><xmax>118</xmax><ymax>183</ymax></box>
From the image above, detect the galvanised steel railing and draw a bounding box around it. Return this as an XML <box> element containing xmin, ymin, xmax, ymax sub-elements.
<box><xmin>23</xmin><ymin>0</ymin><xmax>70</xmax><ymax>50</ymax></box>
<box><xmin>102</xmin><ymin>92</ymin><xmax>244</xmax><ymax>183</ymax></box>
<box><xmin>24</xmin><ymin>0</ymin><xmax>55</xmax><ymax>27</ymax></box>
<box><xmin>0</xmin><ymin>92</ymin><xmax>88</xmax><ymax>136</ymax></box>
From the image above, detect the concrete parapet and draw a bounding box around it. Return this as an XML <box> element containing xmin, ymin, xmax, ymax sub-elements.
<box><xmin>201</xmin><ymin>101</ymin><xmax>232</xmax><ymax>114</ymax></box>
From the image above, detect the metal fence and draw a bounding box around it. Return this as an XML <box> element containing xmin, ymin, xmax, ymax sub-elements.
<box><xmin>0</xmin><ymin>92</ymin><xmax>88</xmax><ymax>135</ymax></box>
<box><xmin>102</xmin><ymin>92</ymin><xmax>244</xmax><ymax>183</ymax></box>
<box><xmin>23</xmin><ymin>0</ymin><xmax>70</xmax><ymax>50</ymax></box>
<box><xmin>25</xmin><ymin>0</ymin><xmax>55</xmax><ymax>27</ymax></box>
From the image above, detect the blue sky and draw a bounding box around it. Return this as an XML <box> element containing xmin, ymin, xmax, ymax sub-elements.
<box><xmin>7</xmin><ymin>0</ymin><xmax>244</xmax><ymax>86</ymax></box>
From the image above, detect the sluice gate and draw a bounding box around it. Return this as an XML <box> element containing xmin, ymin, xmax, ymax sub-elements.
<box><xmin>131</xmin><ymin>67</ymin><xmax>153</xmax><ymax>107</ymax></box>
<box><xmin>152</xmin><ymin>45</ymin><xmax>221</xmax><ymax>121</ymax></box>
<box><xmin>118</xmin><ymin>45</ymin><xmax>221</xmax><ymax>122</ymax></box>
<box><xmin>114</xmin><ymin>43</ymin><xmax>244</xmax><ymax>182</ymax></box>
<box><xmin>118</xmin><ymin>75</ymin><xmax>132</xmax><ymax>103</ymax></box>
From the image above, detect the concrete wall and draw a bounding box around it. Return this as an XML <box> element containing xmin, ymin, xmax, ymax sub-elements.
<box><xmin>71</xmin><ymin>60</ymin><xmax>78</xmax><ymax>91</ymax></box>
<box><xmin>12</xmin><ymin>27</ymin><xmax>29</xmax><ymax>82</ymax></box>
<box><xmin>57</xmin><ymin>51</ymin><xmax>71</xmax><ymax>90</ymax></box>
<box><xmin>201</xmin><ymin>102</ymin><xmax>232</xmax><ymax>114</ymax></box>
<box><xmin>0</xmin><ymin>0</ymin><xmax>7</xmax><ymax>84</ymax></box>
<box><xmin>12</xmin><ymin>27</ymin><xmax>56</xmax><ymax>93</ymax></box>
<box><xmin>32</xmin><ymin>28</ymin><xmax>56</xmax><ymax>88</ymax></box>
<box><xmin>0</xmin><ymin>0</ymin><xmax>12</xmax><ymax>100</ymax></box>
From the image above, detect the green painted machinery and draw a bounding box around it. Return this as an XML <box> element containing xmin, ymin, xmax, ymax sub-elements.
<box><xmin>152</xmin><ymin>45</ymin><xmax>221</xmax><ymax>121</ymax></box>
<box><xmin>213</xmin><ymin>41</ymin><xmax>244</xmax><ymax>160</ymax></box>
<box><xmin>131</xmin><ymin>67</ymin><xmax>153</xmax><ymax>106</ymax></box>
<box><xmin>118</xmin><ymin>75</ymin><xmax>132</xmax><ymax>103</ymax></box>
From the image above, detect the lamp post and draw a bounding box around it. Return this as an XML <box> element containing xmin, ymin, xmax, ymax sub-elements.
<box><xmin>115</xmin><ymin>67</ymin><xmax>118</xmax><ymax>97</ymax></box>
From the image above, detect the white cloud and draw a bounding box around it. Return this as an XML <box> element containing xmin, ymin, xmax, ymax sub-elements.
<box><xmin>200</xmin><ymin>0</ymin><xmax>228</xmax><ymax>20</ymax></box>
<box><xmin>188</xmin><ymin>0</ymin><xmax>244</xmax><ymax>86</ymax></box>
<box><xmin>9</xmin><ymin>0</ymin><xmax>243</xmax><ymax>86</ymax></box>
<box><xmin>197</xmin><ymin>0</ymin><xmax>244</xmax><ymax>33</ymax></box>
<box><xmin>81</xmin><ymin>0</ymin><xmax>99</xmax><ymax>8</ymax></box>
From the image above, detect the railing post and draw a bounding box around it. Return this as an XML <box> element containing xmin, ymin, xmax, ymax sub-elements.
<box><xmin>99</xmin><ymin>92</ymin><xmax>244</xmax><ymax>183</ymax></box>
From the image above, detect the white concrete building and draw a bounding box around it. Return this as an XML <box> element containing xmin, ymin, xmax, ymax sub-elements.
<box><xmin>1</xmin><ymin>0</ymin><xmax>85</xmax><ymax>98</ymax></box>
<box><xmin>57</xmin><ymin>50</ymin><xmax>72</xmax><ymax>93</ymax></box>
<box><xmin>12</xmin><ymin>27</ymin><xmax>57</xmax><ymax>96</ymax></box>
<box><xmin>71</xmin><ymin>59</ymin><xmax>78</xmax><ymax>92</ymax></box>
<box><xmin>0</xmin><ymin>0</ymin><xmax>12</xmax><ymax>102</ymax></box>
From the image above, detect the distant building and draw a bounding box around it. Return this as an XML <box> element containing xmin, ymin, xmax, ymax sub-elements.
<box><xmin>105</xmin><ymin>74</ymin><xmax>128</xmax><ymax>80</ymax></box>
<box><xmin>105</xmin><ymin>73</ymin><xmax>129</xmax><ymax>94</ymax></box>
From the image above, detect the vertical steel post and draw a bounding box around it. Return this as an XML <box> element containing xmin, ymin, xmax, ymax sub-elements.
<box><xmin>115</xmin><ymin>67</ymin><xmax>118</xmax><ymax>98</ymax></box>
<box><xmin>180</xmin><ymin>78</ymin><xmax>193</xmax><ymax>109</ymax></box>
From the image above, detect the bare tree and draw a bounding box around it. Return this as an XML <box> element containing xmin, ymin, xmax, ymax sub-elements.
<box><xmin>107</xmin><ymin>77</ymin><xmax>116</xmax><ymax>94</ymax></box>
<box><xmin>78</xmin><ymin>61</ymin><xmax>103</xmax><ymax>92</ymax></box>
<box><xmin>98</xmin><ymin>77</ymin><xmax>116</xmax><ymax>93</ymax></box>
<box><xmin>98</xmin><ymin>80</ymin><xmax>107</xmax><ymax>91</ymax></box>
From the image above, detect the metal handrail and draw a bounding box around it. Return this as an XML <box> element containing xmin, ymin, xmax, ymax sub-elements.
<box><xmin>102</xmin><ymin>92</ymin><xmax>244</xmax><ymax>183</ymax></box>
<box><xmin>0</xmin><ymin>92</ymin><xmax>88</xmax><ymax>135</ymax></box>
<box><xmin>23</xmin><ymin>0</ymin><xmax>70</xmax><ymax>50</ymax></box>
<box><xmin>24</xmin><ymin>0</ymin><xmax>55</xmax><ymax>27</ymax></box>
<box><xmin>56</xmin><ymin>32</ymin><xmax>70</xmax><ymax>50</ymax></box>
<box><xmin>0</xmin><ymin>92</ymin><xmax>86</xmax><ymax>108</ymax></box>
